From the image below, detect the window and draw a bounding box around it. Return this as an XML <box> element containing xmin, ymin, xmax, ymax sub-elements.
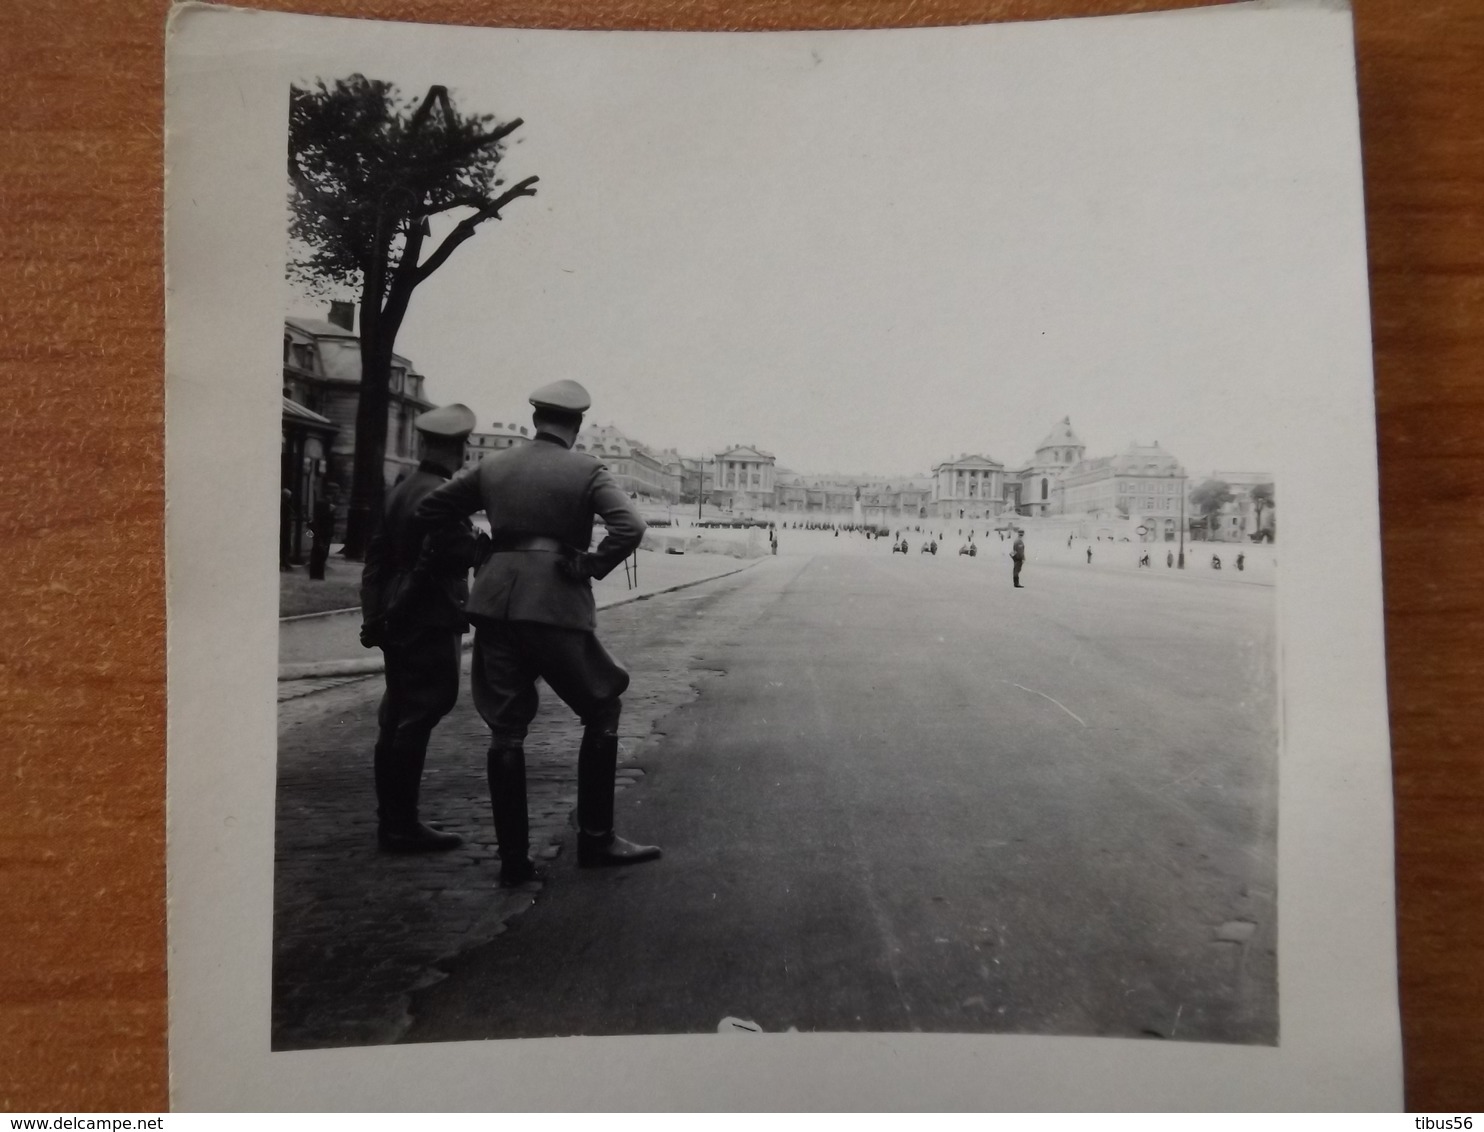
<box><xmin>1041</xmin><ymin>478</ymin><xmax>1048</xmax><ymax>501</ymax></box>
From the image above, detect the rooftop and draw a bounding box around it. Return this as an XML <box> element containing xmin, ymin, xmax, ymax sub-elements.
<box><xmin>1035</xmin><ymin>416</ymin><xmax>1084</xmax><ymax>454</ymax></box>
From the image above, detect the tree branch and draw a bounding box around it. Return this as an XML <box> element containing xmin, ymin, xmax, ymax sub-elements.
<box><xmin>413</xmin><ymin>175</ymin><xmax>539</xmax><ymax>284</ymax></box>
<box><xmin>470</xmin><ymin>117</ymin><xmax>524</xmax><ymax>148</ymax></box>
<box><xmin>424</xmin><ymin>118</ymin><xmax>525</xmax><ymax>168</ymax></box>
<box><xmin>406</xmin><ymin>85</ymin><xmax>447</xmax><ymax>140</ymax></box>
<box><xmin>421</xmin><ymin>193</ymin><xmax>495</xmax><ymax>216</ymax></box>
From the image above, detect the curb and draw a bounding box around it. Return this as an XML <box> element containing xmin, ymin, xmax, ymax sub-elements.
<box><xmin>277</xmin><ymin>557</ymin><xmax>764</xmax><ymax>682</ymax></box>
<box><xmin>280</xmin><ymin>605</ymin><xmax>361</xmax><ymax>624</ymax></box>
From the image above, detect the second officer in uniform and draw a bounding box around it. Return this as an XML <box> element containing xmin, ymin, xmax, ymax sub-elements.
<box><xmin>360</xmin><ymin>403</ymin><xmax>486</xmax><ymax>853</ymax></box>
<box><xmin>416</xmin><ymin>380</ymin><xmax>661</xmax><ymax>886</ymax></box>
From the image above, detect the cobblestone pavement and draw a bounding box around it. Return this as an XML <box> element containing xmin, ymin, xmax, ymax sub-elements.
<box><xmin>271</xmin><ymin>558</ymin><xmax>777</xmax><ymax>1050</ymax></box>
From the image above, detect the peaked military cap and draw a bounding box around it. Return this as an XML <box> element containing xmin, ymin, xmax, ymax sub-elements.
<box><xmin>414</xmin><ymin>403</ymin><xmax>477</xmax><ymax>439</ymax></box>
<box><xmin>528</xmin><ymin>379</ymin><xmax>592</xmax><ymax>414</ymax></box>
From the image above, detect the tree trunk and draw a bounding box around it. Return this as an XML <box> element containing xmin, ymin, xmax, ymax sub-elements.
<box><xmin>342</xmin><ymin>332</ymin><xmax>395</xmax><ymax>560</ymax></box>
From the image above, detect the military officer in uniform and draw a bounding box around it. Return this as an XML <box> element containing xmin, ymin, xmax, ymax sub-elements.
<box><xmin>416</xmin><ymin>380</ymin><xmax>661</xmax><ymax>887</ymax></box>
<box><xmin>360</xmin><ymin>403</ymin><xmax>485</xmax><ymax>853</ymax></box>
<box><xmin>1011</xmin><ymin>530</ymin><xmax>1026</xmax><ymax>587</ymax></box>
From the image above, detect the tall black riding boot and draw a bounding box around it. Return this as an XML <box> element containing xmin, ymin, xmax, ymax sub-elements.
<box><xmin>487</xmin><ymin>741</ymin><xmax>536</xmax><ymax>885</ymax></box>
<box><xmin>375</xmin><ymin>735</ymin><xmax>463</xmax><ymax>853</ymax></box>
<box><xmin>576</xmin><ymin>728</ymin><xmax>661</xmax><ymax>868</ymax></box>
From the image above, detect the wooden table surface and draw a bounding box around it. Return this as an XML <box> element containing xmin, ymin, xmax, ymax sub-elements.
<box><xmin>2</xmin><ymin>0</ymin><xmax>1480</xmax><ymax>1113</ymax></box>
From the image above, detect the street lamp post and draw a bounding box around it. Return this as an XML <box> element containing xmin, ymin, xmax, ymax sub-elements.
<box><xmin>1178</xmin><ymin>475</ymin><xmax>1186</xmax><ymax>568</ymax></box>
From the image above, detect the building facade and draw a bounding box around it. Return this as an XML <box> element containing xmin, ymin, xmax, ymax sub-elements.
<box><xmin>280</xmin><ymin>398</ymin><xmax>338</xmax><ymax>564</ymax></box>
<box><xmin>1014</xmin><ymin>417</ymin><xmax>1086</xmax><ymax>518</ymax></box>
<box><xmin>575</xmin><ymin>423</ymin><xmax>682</xmax><ymax>502</ymax></box>
<box><xmin>859</xmin><ymin>480</ymin><xmax>933</xmax><ymax>525</ymax></box>
<box><xmin>464</xmin><ymin>420</ymin><xmax>532</xmax><ymax>468</ymax></box>
<box><xmin>770</xmin><ymin>472</ymin><xmax>932</xmax><ymax>521</ymax></box>
<box><xmin>1057</xmin><ymin>441</ymin><xmax>1187</xmax><ymax>541</ymax></box>
<box><xmin>712</xmin><ymin>446</ymin><xmax>777</xmax><ymax>512</ymax></box>
<box><xmin>930</xmin><ymin>454</ymin><xmax>1006</xmax><ymax>520</ymax></box>
<box><xmin>654</xmin><ymin>449</ymin><xmax>686</xmax><ymax>503</ymax></box>
<box><xmin>283</xmin><ymin>309</ymin><xmax>433</xmax><ymax>492</ymax></box>
<box><xmin>281</xmin><ymin>306</ymin><xmax>435</xmax><ymax>558</ymax></box>
<box><xmin>679</xmin><ymin>456</ymin><xmax>711</xmax><ymax>503</ymax></box>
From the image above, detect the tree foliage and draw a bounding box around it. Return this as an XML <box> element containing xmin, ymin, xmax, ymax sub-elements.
<box><xmin>287</xmin><ymin>75</ymin><xmax>538</xmax><ymax>556</ymax></box>
<box><xmin>1190</xmin><ymin>478</ymin><xmax>1234</xmax><ymax>536</ymax></box>
<box><xmin>1190</xmin><ymin>478</ymin><xmax>1234</xmax><ymax>518</ymax></box>
<box><xmin>1250</xmin><ymin>481</ymin><xmax>1275</xmax><ymax>528</ymax></box>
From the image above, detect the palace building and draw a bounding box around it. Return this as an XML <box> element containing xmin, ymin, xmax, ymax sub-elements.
<box><xmin>1015</xmin><ymin>417</ymin><xmax>1086</xmax><ymax>518</ymax></box>
<box><xmin>929</xmin><ymin>453</ymin><xmax>1007</xmax><ymax>520</ymax></box>
<box><xmin>577</xmin><ymin>423</ymin><xmax>681</xmax><ymax>503</ymax></box>
<box><xmin>712</xmin><ymin>445</ymin><xmax>777</xmax><ymax>512</ymax></box>
<box><xmin>1057</xmin><ymin>441</ymin><xmax>1188</xmax><ymax>541</ymax></box>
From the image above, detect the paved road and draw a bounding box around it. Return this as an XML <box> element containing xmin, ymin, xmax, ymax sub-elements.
<box><xmin>405</xmin><ymin>539</ymin><xmax>1277</xmax><ymax>1046</ymax></box>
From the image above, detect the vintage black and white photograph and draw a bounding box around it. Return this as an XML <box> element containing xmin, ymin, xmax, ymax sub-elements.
<box><xmin>271</xmin><ymin>32</ymin><xmax>1283</xmax><ymax>1052</ymax></box>
<box><xmin>166</xmin><ymin>1</ymin><xmax>1401</xmax><ymax>1108</ymax></box>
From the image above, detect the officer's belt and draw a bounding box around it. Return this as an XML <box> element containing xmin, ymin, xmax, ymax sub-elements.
<box><xmin>488</xmin><ymin>533</ymin><xmax>575</xmax><ymax>555</ymax></box>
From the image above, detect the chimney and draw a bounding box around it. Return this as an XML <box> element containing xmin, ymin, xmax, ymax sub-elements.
<box><xmin>328</xmin><ymin>301</ymin><xmax>355</xmax><ymax>332</ymax></box>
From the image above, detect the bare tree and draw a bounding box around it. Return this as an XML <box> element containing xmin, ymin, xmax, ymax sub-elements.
<box><xmin>288</xmin><ymin>75</ymin><xmax>539</xmax><ymax>556</ymax></box>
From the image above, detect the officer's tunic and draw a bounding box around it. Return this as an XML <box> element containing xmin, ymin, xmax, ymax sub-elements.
<box><xmin>416</xmin><ymin>433</ymin><xmax>646</xmax><ymax>740</ymax></box>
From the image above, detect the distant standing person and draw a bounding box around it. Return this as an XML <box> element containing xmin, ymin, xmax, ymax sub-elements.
<box><xmin>1011</xmin><ymin>531</ymin><xmax>1026</xmax><ymax>588</ymax></box>
<box><xmin>360</xmin><ymin>405</ymin><xmax>485</xmax><ymax>853</ymax></box>
<box><xmin>1086</xmin><ymin>545</ymin><xmax>1092</xmax><ymax>564</ymax></box>
<box><xmin>308</xmin><ymin>483</ymin><xmax>338</xmax><ymax>581</ymax></box>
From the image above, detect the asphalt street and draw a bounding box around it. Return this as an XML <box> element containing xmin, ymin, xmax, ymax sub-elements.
<box><xmin>405</xmin><ymin>535</ymin><xmax>1278</xmax><ymax>1046</ymax></box>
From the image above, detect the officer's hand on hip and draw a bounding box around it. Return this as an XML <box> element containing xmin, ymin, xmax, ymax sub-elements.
<box><xmin>557</xmin><ymin>551</ymin><xmax>598</xmax><ymax>582</ymax></box>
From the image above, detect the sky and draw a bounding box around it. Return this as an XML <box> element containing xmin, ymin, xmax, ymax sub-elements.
<box><xmin>286</xmin><ymin>13</ymin><xmax>1345</xmax><ymax>480</ymax></box>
